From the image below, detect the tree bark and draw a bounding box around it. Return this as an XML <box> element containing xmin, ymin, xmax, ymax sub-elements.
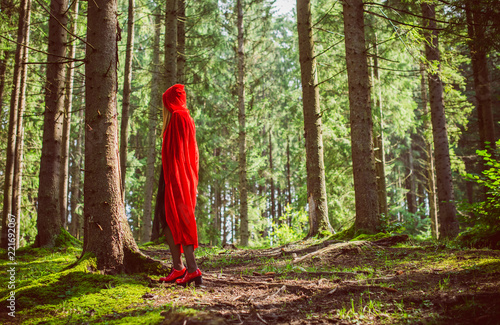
<box><xmin>177</xmin><ymin>0</ymin><xmax>186</xmax><ymax>84</ymax></box>
<box><xmin>420</xmin><ymin>64</ymin><xmax>438</xmax><ymax>238</ymax></box>
<box><xmin>83</xmin><ymin>0</ymin><xmax>165</xmax><ymax>273</ymax></box>
<box><xmin>465</xmin><ymin>0</ymin><xmax>496</xmax><ymax>155</ymax></box>
<box><xmin>405</xmin><ymin>138</ymin><xmax>417</xmax><ymax>215</ymax></box>
<box><xmin>60</xmin><ymin>0</ymin><xmax>80</xmax><ymax>230</ymax></box>
<box><xmin>421</xmin><ymin>3</ymin><xmax>459</xmax><ymax>239</ymax></box>
<box><xmin>70</xmin><ymin>106</ymin><xmax>84</xmax><ymax>239</ymax></box>
<box><xmin>36</xmin><ymin>0</ymin><xmax>68</xmax><ymax>247</ymax></box>
<box><xmin>214</xmin><ymin>171</ymin><xmax>222</xmax><ymax>245</ymax></box>
<box><xmin>371</xmin><ymin>39</ymin><xmax>388</xmax><ymax>218</ymax></box>
<box><xmin>165</xmin><ymin>0</ymin><xmax>177</xmax><ymax>88</ymax></box>
<box><xmin>143</xmin><ymin>12</ymin><xmax>162</xmax><ymax>242</ymax></box>
<box><xmin>342</xmin><ymin>0</ymin><xmax>380</xmax><ymax>233</ymax></box>
<box><xmin>12</xmin><ymin>3</ymin><xmax>31</xmax><ymax>248</ymax></box>
<box><xmin>120</xmin><ymin>0</ymin><xmax>135</xmax><ymax>201</ymax></box>
<box><xmin>286</xmin><ymin>136</ymin><xmax>292</xmax><ymax>212</ymax></box>
<box><xmin>237</xmin><ymin>0</ymin><xmax>249</xmax><ymax>246</ymax></box>
<box><xmin>1</xmin><ymin>0</ymin><xmax>30</xmax><ymax>249</ymax></box>
<box><xmin>297</xmin><ymin>0</ymin><xmax>332</xmax><ymax>237</ymax></box>
<box><xmin>269</xmin><ymin>128</ymin><xmax>276</xmax><ymax>224</ymax></box>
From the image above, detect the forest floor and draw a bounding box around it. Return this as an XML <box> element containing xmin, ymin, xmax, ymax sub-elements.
<box><xmin>1</xmin><ymin>236</ymin><xmax>500</xmax><ymax>324</ymax></box>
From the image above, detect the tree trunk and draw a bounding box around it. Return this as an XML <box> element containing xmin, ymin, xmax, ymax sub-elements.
<box><xmin>143</xmin><ymin>12</ymin><xmax>162</xmax><ymax>243</ymax></box>
<box><xmin>237</xmin><ymin>0</ymin><xmax>249</xmax><ymax>246</ymax></box>
<box><xmin>420</xmin><ymin>64</ymin><xmax>438</xmax><ymax>238</ymax></box>
<box><xmin>12</xmin><ymin>5</ymin><xmax>31</xmax><ymax>248</ymax></box>
<box><xmin>465</xmin><ymin>0</ymin><xmax>496</xmax><ymax>155</ymax></box>
<box><xmin>269</xmin><ymin>128</ymin><xmax>276</xmax><ymax>224</ymax></box>
<box><xmin>342</xmin><ymin>0</ymin><xmax>380</xmax><ymax>233</ymax></box>
<box><xmin>297</xmin><ymin>0</ymin><xmax>332</xmax><ymax>237</ymax></box>
<box><xmin>177</xmin><ymin>0</ymin><xmax>186</xmax><ymax>84</ymax></box>
<box><xmin>83</xmin><ymin>0</ymin><xmax>165</xmax><ymax>274</ymax></box>
<box><xmin>371</xmin><ymin>39</ymin><xmax>388</xmax><ymax>218</ymax></box>
<box><xmin>215</xmin><ymin>174</ymin><xmax>222</xmax><ymax>245</ymax></box>
<box><xmin>222</xmin><ymin>189</ymin><xmax>227</xmax><ymax>246</ymax></box>
<box><xmin>286</xmin><ymin>136</ymin><xmax>292</xmax><ymax>212</ymax></box>
<box><xmin>405</xmin><ymin>138</ymin><xmax>417</xmax><ymax>215</ymax></box>
<box><xmin>60</xmin><ymin>0</ymin><xmax>80</xmax><ymax>229</ymax></box>
<box><xmin>165</xmin><ymin>0</ymin><xmax>177</xmax><ymax>88</ymax></box>
<box><xmin>1</xmin><ymin>0</ymin><xmax>30</xmax><ymax>249</ymax></box>
<box><xmin>119</xmin><ymin>0</ymin><xmax>135</xmax><ymax>201</ymax></box>
<box><xmin>277</xmin><ymin>186</ymin><xmax>282</xmax><ymax>220</ymax></box>
<box><xmin>70</xmin><ymin>107</ymin><xmax>84</xmax><ymax>239</ymax></box>
<box><xmin>421</xmin><ymin>3</ymin><xmax>459</xmax><ymax>239</ymax></box>
<box><xmin>151</xmin><ymin>166</ymin><xmax>164</xmax><ymax>242</ymax></box>
<box><xmin>36</xmin><ymin>0</ymin><xmax>68</xmax><ymax>247</ymax></box>
<box><xmin>209</xmin><ymin>182</ymin><xmax>215</xmax><ymax>245</ymax></box>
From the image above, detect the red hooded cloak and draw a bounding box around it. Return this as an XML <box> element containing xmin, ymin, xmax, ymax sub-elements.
<box><xmin>162</xmin><ymin>84</ymin><xmax>199</xmax><ymax>250</ymax></box>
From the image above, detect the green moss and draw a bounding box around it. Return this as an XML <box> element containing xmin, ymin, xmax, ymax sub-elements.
<box><xmin>54</xmin><ymin>228</ymin><xmax>82</xmax><ymax>248</ymax></box>
<box><xmin>351</xmin><ymin>232</ymin><xmax>391</xmax><ymax>242</ymax></box>
<box><xmin>0</xmin><ymin>245</ymin><xmax>169</xmax><ymax>324</ymax></box>
<box><xmin>329</xmin><ymin>225</ymin><xmax>356</xmax><ymax>241</ymax></box>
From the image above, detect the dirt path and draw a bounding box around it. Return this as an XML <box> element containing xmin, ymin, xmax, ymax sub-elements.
<box><xmin>142</xmin><ymin>239</ymin><xmax>500</xmax><ymax>324</ymax></box>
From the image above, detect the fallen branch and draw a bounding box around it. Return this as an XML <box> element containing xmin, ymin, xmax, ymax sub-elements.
<box><xmin>267</xmin><ymin>285</ymin><xmax>286</xmax><ymax>300</ymax></box>
<box><xmin>292</xmin><ymin>241</ymin><xmax>370</xmax><ymax>264</ymax></box>
<box><xmin>344</xmin><ymin>276</ymin><xmax>396</xmax><ymax>285</ymax></box>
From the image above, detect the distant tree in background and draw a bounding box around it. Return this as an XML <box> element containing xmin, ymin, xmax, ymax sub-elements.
<box><xmin>237</xmin><ymin>0</ymin><xmax>249</xmax><ymax>246</ymax></box>
<box><xmin>421</xmin><ymin>3</ymin><xmax>459</xmax><ymax>239</ymax></box>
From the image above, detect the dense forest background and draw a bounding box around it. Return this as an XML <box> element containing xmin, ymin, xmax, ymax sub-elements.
<box><xmin>0</xmin><ymin>0</ymin><xmax>499</xmax><ymax>252</ymax></box>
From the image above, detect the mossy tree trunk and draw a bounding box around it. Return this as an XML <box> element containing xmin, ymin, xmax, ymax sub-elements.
<box><xmin>83</xmin><ymin>0</ymin><xmax>166</xmax><ymax>274</ymax></box>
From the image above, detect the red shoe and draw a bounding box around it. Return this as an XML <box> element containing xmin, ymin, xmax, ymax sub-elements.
<box><xmin>176</xmin><ymin>269</ymin><xmax>202</xmax><ymax>287</ymax></box>
<box><xmin>159</xmin><ymin>267</ymin><xmax>186</xmax><ymax>283</ymax></box>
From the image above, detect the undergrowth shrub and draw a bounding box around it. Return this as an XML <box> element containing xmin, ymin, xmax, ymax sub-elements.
<box><xmin>459</xmin><ymin>141</ymin><xmax>500</xmax><ymax>249</ymax></box>
<box><xmin>269</xmin><ymin>205</ymin><xmax>308</xmax><ymax>246</ymax></box>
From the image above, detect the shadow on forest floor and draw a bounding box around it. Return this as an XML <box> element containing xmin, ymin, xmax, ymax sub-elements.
<box><xmin>1</xmin><ymin>237</ymin><xmax>500</xmax><ymax>324</ymax></box>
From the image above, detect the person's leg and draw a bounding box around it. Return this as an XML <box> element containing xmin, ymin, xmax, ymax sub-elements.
<box><xmin>182</xmin><ymin>245</ymin><xmax>198</xmax><ymax>273</ymax></box>
<box><xmin>163</xmin><ymin>226</ymin><xmax>184</xmax><ymax>270</ymax></box>
<box><xmin>176</xmin><ymin>244</ymin><xmax>202</xmax><ymax>286</ymax></box>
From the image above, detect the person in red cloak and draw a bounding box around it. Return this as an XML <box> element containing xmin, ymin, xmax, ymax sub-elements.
<box><xmin>158</xmin><ymin>84</ymin><xmax>202</xmax><ymax>286</ymax></box>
